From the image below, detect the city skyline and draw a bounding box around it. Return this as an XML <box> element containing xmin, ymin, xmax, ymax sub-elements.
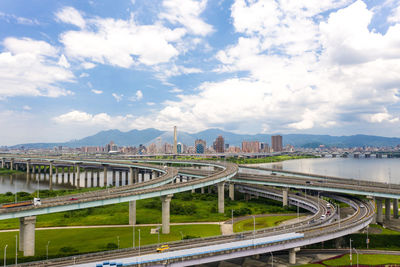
<box><xmin>1</xmin><ymin>0</ymin><xmax>400</xmax><ymax>145</ymax></box>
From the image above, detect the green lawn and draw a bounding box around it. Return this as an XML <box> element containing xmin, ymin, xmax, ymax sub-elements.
<box><xmin>0</xmin><ymin>224</ymin><xmax>220</xmax><ymax>264</ymax></box>
<box><xmin>322</xmin><ymin>253</ymin><xmax>400</xmax><ymax>266</ymax></box>
<box><xmin>233</xmin><ymin>215</ymin><xmax>297</xmax><ymax>232</ymax></box>
<box><xmin>0</xmin><ymin>192</ymin><xmax>296</xmax><ymax>229</ymax></box>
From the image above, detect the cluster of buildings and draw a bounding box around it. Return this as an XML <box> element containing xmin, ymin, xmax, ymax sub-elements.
<box><xmin>78</xmin><ymin>132</ymin><xmax>285</xmax><ymax>155</ymax></box>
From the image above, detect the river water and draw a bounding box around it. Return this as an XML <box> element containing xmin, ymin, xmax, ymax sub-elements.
<box><xmin>254</xmin><ymin>157</ymin><xmax>400</xmax><ymax>184</ymax></box>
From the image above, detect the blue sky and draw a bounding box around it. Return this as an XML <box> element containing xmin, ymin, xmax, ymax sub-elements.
<box><xmin>1</xmin><ymin>0</ymin><xmax>400</xmax><ymax>145</ymax></box>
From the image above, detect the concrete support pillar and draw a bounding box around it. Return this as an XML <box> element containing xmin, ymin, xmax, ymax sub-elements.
<box><xmin>289</xmin><ymin>248</ymin><xmax>300</xmax><ymax>264</ymax></box>
<box><xmin>218</xmin><ymin>182</ymin><xmax>225</xmax><ymax>214</ymax></box>
<box><xmin>129</xmin><ymin>200</ymin><xmax>136</xmax><ymax>225</ymax></box>
<box><xmin>19</xmin><ymin>216</ymin><xmax>36</xmax><ymax>256</ymax></box>
<box><xmin>394</xmin><ymin>199</ymin><xmax>399</xmax><ymax>219</ymax></box>
<box><xmin>282</xmin><ymin>188</ymin><xmax>288</xmax><ymax>207</ymax></box>
<box><xmin>129</xmin><ymin>167</ymin><xmax>134</xmax><ymax>185</ymax></box>
<box><xmin>161</xmin><ymin>194</ymin><xmax>173</xmax><ymax>234</ymax></box>
<box><xmin>84</xmin><ymin>169</ymin><xmax>88</xmax><ymax>188</ymax></box>
<box><xmin>103</xmin><ymin>166</ymin><xmax>108</xmax><ymax>187</ymax></box>
<box><xmin>229</xmin><ymin>183</ymin><xmax>235</xmax><ymax>201</ymax></box>
<box><xmin>201</xmin><ymin>187</ymin><xmax>205</xmax><ymax>194</ymax></box>
<box><xmin>119</xmin><ymin>171</ymin><xmax>123</xmax><ymax>186</ymax></box>
<box><xmin>134</xmin><ymin>168</ymin><xmax>139</xmax><ymax>184</ymax></box>
<box><xmin>112</xmin><ymin>170</ymin><xmax>116</xmax><ymax>186</ymax></box>
<box><xmin>76</xmin><ymin>164</ymin><xmax>80</xmax><ymax>189</ymax></box>
<box><xmin>97</xmin><ymin>169</ymin><xmax>100</xmax><ymax>186</ymax></box>
<box><xmin>125</xmin><ymin>171</ymin><xmax>128</xmax><ymax>185</ymax></box>
<box><xmin>91</xmin><ymin>169</ymin><xmax>94</xmax><ymax>187</ymax></box>
<box><xmin>26</xmin><ymin>160</ymin><xmax>31</xmax><ymax>176</ymax></box>
<box><xmin>385</xmin><ymin>198</ymin><xmax>391</xmax><ymax>221</ymax></box>
<box><xmin>10</xmin><ymin>159</ymin><xmax>14</xmax><ymax>170</ymax></box>
<box><xmin>72</xmin><ymin>165</ymin><xmax>76</xmax><ymax>185</ymax></box>
<box><xmin>1</xmin><ymin>158</ymin><xmax>4</xmax><ymax>168</ymax></box>
<box><xmin>61</xmin><ymin>167</ymin><xmax>65</xmax><ymax>183</ymax></box>
<box><xmin>376</xmin><ymin>198</ymin><xmax>383</xmax><ymax>224</ymax></box>
<box><xmin>49</xmin><ymin>162</ymin><xmax>53</xmax><ymax>190</ymax></box>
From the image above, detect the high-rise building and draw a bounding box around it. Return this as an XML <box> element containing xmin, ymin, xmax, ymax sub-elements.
<box><xmin>271</xmin><ymin>135</ymin><xmax>283</xmax><ymax>152</ymax></box>
<box><xmin>177</xmin><ymin>143</ymin><xmax>182</xmax><ymax>154</ymax></box>
<box><xmin>242</xmin><ymin>141</ymin><xmax>260</xmax><ymax>153</ymax></box>
<box><xmin>195</xmin><ymin>139</ymin><xmax>206</xmax><ymax>154</ymax></box>
<box><xmin>173</xmin><ymin>126</ymin><xmax>177</xmax><ymax>154</ymax></box>
<box><xmin>213</xmin><ymin>135</ymin><xmax>225</xmax><ymax>153</ymax></box>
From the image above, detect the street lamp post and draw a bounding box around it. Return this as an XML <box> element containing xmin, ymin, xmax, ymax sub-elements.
<box><xmin>15</xmin><ymin>235</ymin><xmax>17</xmax><ymax>267</ymax></box>
<box><xmin>231</xmin><ymin>209</ymin><xmax>234</xmax><ymax>228</ymax></box>
<box><xmin>349</xmin><ymin>238</ymin><xmax>353</xmax><ymax>266</ymax></box>
<box><xmin>366</xmin><ymin>225</ymin><xmax>369</xmax><ymax>249</ymax></box>
<box><xmin>138</xmin><ymin>229</ymin><xmax>141</xmax><ymax>256</ymax></box>
<box><xmin>4</xmin><ymin>244</ymin><xmax>7</xmax><ymax>267</ymax></box>
<box><xmin>117</xmin><ymin>236</ymin><xmax>120</xmax><ymax>249</ymax></box>
<box><xmin>252</xmin><ymin>215</ymin><xmax>256</xmax><ymax>238</ymax></box>
<box><xmin>132</xmin><ymin>224</ymin><xmax>135</xmax><ymax>248</ymax></box>
<box><xmin>46</xmin><ymin>241</ymin><xmax>50</xmax><ymax>260</ymax></box>
<box><xmin>270</xmin><ymin>251</ymin><xmax>273</xmax><ymax>267</ymax></box>
<box><xmin>179</xmin><ymin>231</ymin><xmax>183</xmax><ymax>240</ymax></box>
<box><xmin>353</xmin><ymin>248</ymin><xmax>359</xmax><ymax>267</ymax></box>
<box><xmin>338</xmin><ymin>205</ymin><xmax>341</xmax><ymax>229</ymax></box>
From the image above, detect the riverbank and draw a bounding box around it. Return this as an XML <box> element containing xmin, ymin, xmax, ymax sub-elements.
<box><xmin>0</xmin><ymin>168</ymin><xmax>24</xmax><ymax>175</ymax></box>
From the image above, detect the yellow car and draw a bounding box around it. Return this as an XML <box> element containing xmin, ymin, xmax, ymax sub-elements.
<box><xmin>156</xmin><ymin>245</ymin><xmax>169</xmax><ymax>253</ymax></box>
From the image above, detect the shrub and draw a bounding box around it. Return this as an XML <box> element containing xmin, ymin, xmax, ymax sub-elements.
<box><xmin>59</xmin><ymin>246</ymin><xmax>79</xmax><ymax>254</ymax></box>
<box><xmin>106</xmin><ymin>243</ymin><xmax>118</xmax><ymax>249</ymax></box>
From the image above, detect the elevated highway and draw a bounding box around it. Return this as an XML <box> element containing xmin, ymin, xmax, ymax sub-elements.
<box><xmin>0</xmin><ymin>157</ymin><xmax>387</xmax><ymax>266</ymax></box>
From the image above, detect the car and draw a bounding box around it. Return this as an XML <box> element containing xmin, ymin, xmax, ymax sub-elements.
<box><xmin>157</xmin><ymin>245</ymin><xmax>169</xmax><ymax>253</ymax></box>
<box><xmin>321</xmin><ymin>214</ymin><xmax>326</xmax><ymax>220</ymax></box>
<box><xmin>306</xmin><ymin>181</ymin><xmax>312</xmax><ymax>184</ymax></box>
<box><xmin>69</xmin><ymin>197</ymin><xmax>78</xmax><ymax>201</ymax></box>
<box><xmin>360</xmin><ymin>204</ymin><xmax>365</xmax><ymax>208</ymax></box>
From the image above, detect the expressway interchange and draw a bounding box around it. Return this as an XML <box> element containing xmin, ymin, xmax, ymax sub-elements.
<box><xmin>0</xmin><ymin>157</ymin><xmax>377</xmax><ymax>266</ymax></box>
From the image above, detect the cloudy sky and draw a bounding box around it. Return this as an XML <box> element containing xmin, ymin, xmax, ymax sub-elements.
<box><xmin>1</xmin><ymin>0</ymin><xmax>400</xmax><ymax>145</ymax></box>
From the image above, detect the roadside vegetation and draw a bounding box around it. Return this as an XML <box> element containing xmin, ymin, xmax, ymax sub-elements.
<box><xmin>302</xmin><ymin>253</ymin><xmax>400</xmax><ymax>266</ymax></box>
<box><xmin>0</xmin><ymin>191</ymin><xmax>299</xmax><ymax>229</ymax></box>
<box><xmin>0</xmin><ymin>224</ymin><xmax>220</xmax><ymax>265</ymax></box>
<box><xmin>0</xmin><ymin>168</ymin><xmax>24</xmax><ymax>175</ymax></box>
<box><xmin>233</xmin><ymin>215</ymin><xmax>297</xmax><ymax>232</ymax></box>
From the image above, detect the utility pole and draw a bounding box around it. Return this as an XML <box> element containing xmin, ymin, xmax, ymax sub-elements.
<box><xmin>349</xmin><ymin>238</ymin><xmax>353</xmax><ymax>266</ymax></box>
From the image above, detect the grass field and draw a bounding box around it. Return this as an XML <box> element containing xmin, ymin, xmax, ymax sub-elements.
<box><xmin>0</xmin><ymin>192</ymin><xmax>296</xmax><ymax>230</ymax></box>
<box><xmin>233</xmin><ymin>215</ymin><xmax>297</xmax><ymax>232</ymax></box>
<box><xmin>0</xmin><ymin>224</ymin><xmax>220</xmax><ymax>264</ymax></box>
<box><xmin>302</xmin><ymin>253</ymin><xmax>400</xmax><ymax>266</ymax></box>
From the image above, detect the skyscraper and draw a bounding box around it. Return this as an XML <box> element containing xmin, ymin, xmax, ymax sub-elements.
<box><xmin>195</xmin><ymin>139</ymin><xmax>206</xmax><ymax>154</ymax></box>
<box><xmin>241</xmin><ymin>141</ymin><xmax>260</xmax><ymax>153</ymax></box>
<box><xmin>214</xmin><ymin>135</ymin><xmax>225</xmax><ymax>153</ymax></box>
<box><xmin>271</xmin><ymin>135</ymin><xmax>283</xmax><ymax>152</ymax></box>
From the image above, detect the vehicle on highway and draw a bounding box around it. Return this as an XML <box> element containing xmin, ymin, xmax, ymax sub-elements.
<box><xmin>306</xmin><ymin>181</ymin><xmax>312</xmax><ymax>184</ymax></box>
<box><xmin>2</xmin><ymin>198</ymin><xmax>41</xmax><ymax>209</ymax></box>
<box><xmin>69</xmin><ymin>197</ymin><xmax>79</xmax><ymax>201</ymax></box>
<box><xmin>157</xmin><ymin>244</ymin><xmax>169</xmax><ymax>253</ymax></box>
<box><xmin>321</xmin><ymin>214</ymin><xmax>326</xmax><ymax>220</ymax></box>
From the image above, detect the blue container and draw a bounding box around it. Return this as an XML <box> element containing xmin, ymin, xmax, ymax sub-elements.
<box><xmin>103</xmin><ymin>261</ymin><xmax>110</xmax><ymax>265</ymax></box>
<box><xmin>96</xmin><ymin>264</ymin><xmax>102</xmax><ymax>267</ymax></box>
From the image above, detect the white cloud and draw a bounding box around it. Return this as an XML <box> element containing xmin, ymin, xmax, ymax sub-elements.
<box><xmin>169</xmin><ymin>87</ymin><xmax>183</xmax><ymax>93</ymax></box>
<box><xmin>388</xmin><ymin>3</ymin><xmax>400</xmax><ymax>23</ymax></box>
<box><xmin>0</xmin><ymin>37</ymin><xmax>74</xmax><ymax>98</ymax></box>
<box><xmin>129</xmin><ymin>90</ymin><xmax>143</xmax><ymax>101</ymax></box>
<box><xmin>81</xmin><ymin>62</ymin><xmax>96</xmax><ymax>69</ymax></box>
<box><xmin>80</xmin><ymin>72</ymin><xmax>89</xmax><ymax>78</ymax></box>
<box><xmin>0</xmin><ymin>12</ymin><xmax>40</xmax><ymax>25</ymax></box>
<box><xmin>55</xmin><ymin>6</ymin><xmax>86</xmax><ymax>29</ymax></box>
<box><xmin>112</xmin><ymin>93</ymin><xmax>123</xmax><ymax>102</ymax></box>
<box><xmin>147</xmin><ymin>102</ymin><xmax>155</xmax><ymax>106</ymax></box>
<box><xmin>91</xmin><ymin>89</ymin><xmax>103</xmax><ymax>94</ymax></box>
<box><xmin>22</xmin><ymin>105</ymin><xmax>31</xmax><ymax>111</ymax></box>
<box><xmin>53</xmin><ymin>110</ymin><xmax>135</xmax><ymax>130</ymax></box>
<box><xmin>57</xmin><ymin>54</ymin><xmax>70</xmax><ymax>68</ymax></box>
<box><xmin>136</xmin><ymin>90</ymin><xmax>143</xmax><ymax>100</ymax></box>
<box><xmin>58</xmin><ymin>8</ymin><xmax>186</xmax><ymax>68</ymax></box>
<box><xmin>159</xmin><ymin>0</ymin><xmax>213</xmax><ymax>36</ymax></box>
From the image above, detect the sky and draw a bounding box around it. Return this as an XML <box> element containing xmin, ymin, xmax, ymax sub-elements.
<box><xmin>1</xmin><ymin>0</ymin><xmax>400</xmax><ymax>145</ymax></box>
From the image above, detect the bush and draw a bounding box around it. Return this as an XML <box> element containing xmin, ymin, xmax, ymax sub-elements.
<box><xmin>183</xmin><ymin>235</ymin><xmax>200</xmax><ymax>240</ymax></box>
<box><xmin>5</xmin><ymin>192</ymin><xmax>13</xmax><ymax>196</ymax></box>
<box><xmin>59</xmin><ymin>246</ymin><xmax>79</xmax><ymax>254</ymax></box>
<box><xmin>143</xmin><ymin>199</ymin><xmax>161</xmax><ymax>209</ymax></box>
<box><xmin>106</xmin><ymin>243</ymin><xmax>118</xmax><ymax>249</ymax></box>
<box><xmin>171</xmin><ymin>202</ymin><xmax>197</xmax><ymax>215</ymax></box>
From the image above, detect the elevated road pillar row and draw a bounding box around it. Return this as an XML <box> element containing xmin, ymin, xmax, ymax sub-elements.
<box><xmin>229</xmin><ymin>183</ymin><xmax>234</xmax><ymax>201</ymax></box>
<box><xmin>19</xmin><ymin>216</ymin><xmax>36</xmax><ymax>256</ymax></box>
<box><xmin>385</xmin><ymin>198</ymin><xmax>391</xmax><ymax>221</ymax></box>
<box><xmin>129</xmin><ymin>200</ymin><xmax>136</xmax><ymax>225</ymax></box>
<box><xmin>282</xmin><ymin>188</ymin><xmax>289</xmax><ymax>207</ymax></box>
<box><xmin>394</xmin><ymin>199</ymin><xmax>399</xmax><ymax>219</ymax></box>
<box><xmin>49</xmin><ymin>161</ymin><xmax>54</xmax><ymax>190</ymax></box>
<box><xmin>103</xmin><ymin>165</ymin><xmax>108</xmax><ymax>187</ymax></box>
<box><xmin>1</xmin><ymin>158</ymin><xmax>4</xmax><ymax>168</ymax></box>
<box><xmin>161</xmin><ymin>194</ymin><xmax>173</xmax><ymax>234</ymax></box>
<box><xmin>218</xmin><ymin>182</ymin><xmax>225</xmax><ymax>213</ymax></box>
<box><xmin>289</xmin><ymin>247</ymin><xmax>300</xmax><ymax>264</ymax></box>
<box><xmin>376</xmin><ymin>198</ymin><xmax>383</xmax><ymax>224</ymax></box>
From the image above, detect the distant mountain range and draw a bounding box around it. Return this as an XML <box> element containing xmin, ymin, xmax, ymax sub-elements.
<box><xmin>7</xmin><ymin>128</ymin><xmax>400</xmax><ymax>149</ymax></box>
